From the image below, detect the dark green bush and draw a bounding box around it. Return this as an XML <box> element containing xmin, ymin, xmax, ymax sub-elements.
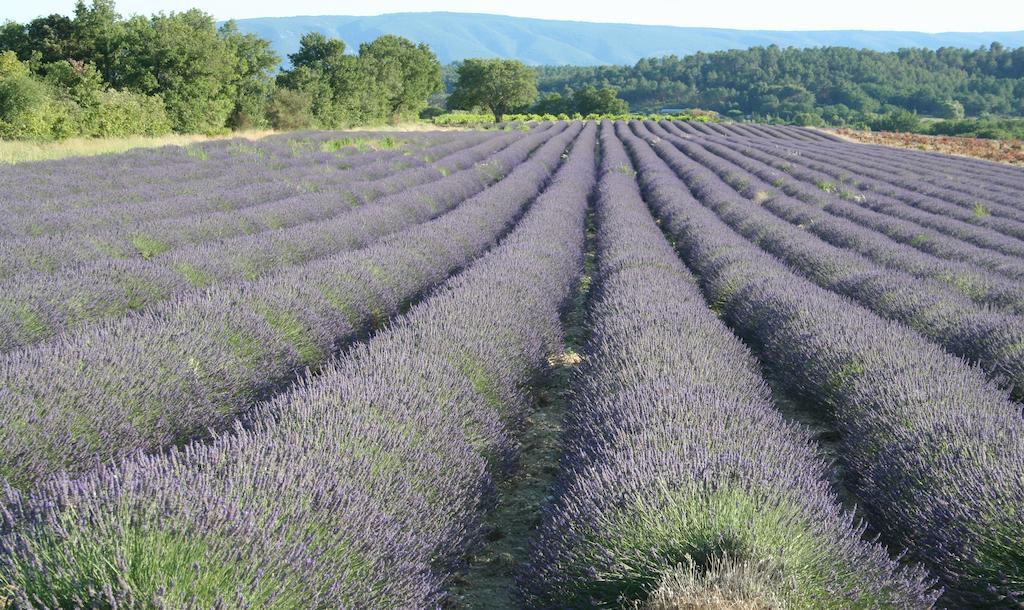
<box><xmin>267</xmin><ymin>88</ymin><xmax>313</xmax><ymax>130</ymax></box>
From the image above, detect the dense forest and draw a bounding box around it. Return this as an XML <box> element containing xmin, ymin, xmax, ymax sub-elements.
<box><xmin>0</xmin><ymin>0</ymin><xmax>442</xmax><ymax>139</ymax></box>
<box><xmin>535</xmin><ymin>45</ymin><xmax>1024</xmax><ymax>127</ymax></box>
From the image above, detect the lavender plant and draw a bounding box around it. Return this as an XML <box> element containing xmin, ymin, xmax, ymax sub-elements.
<box><xmin>0</xmin><ymin>123</ymin><xmax>598</xmax><ymax>609</ymax></box>
<box><xmin>621</xmin><ymin>121</ymin><xmax>1024</xmax><ymax>607</ymax></box>
<box><xmin>520</xmin><ymin>123</ymin><xmax>938</xmax><ymax>608</ymax></box>
<box><xmin>0</xmin><ymin>124</ymin><xmax>578</xmax><ymax>486</ymax></box>
<box><xmin>638</xmin><ymin>122</ymin><xmax>1024</xmax><ymax>400</ymax></box>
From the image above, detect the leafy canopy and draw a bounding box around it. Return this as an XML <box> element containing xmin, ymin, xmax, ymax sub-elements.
<box><xmin>448</xmin><ymin>58</ymin><xmax>537</xmax><ymax>122</ymax></box>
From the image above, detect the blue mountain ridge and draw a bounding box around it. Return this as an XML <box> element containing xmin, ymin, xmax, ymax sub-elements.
<box><xmin>228</xmin><ymin>11</ymin><xmax>1024</xmax><ymax>67</ymax></box>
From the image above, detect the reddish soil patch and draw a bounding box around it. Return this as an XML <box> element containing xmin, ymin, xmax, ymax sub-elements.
<box><xmin>827</xmin><ymin>129</ymin><xmax>1024</xmax><ymax>167</ymax></box>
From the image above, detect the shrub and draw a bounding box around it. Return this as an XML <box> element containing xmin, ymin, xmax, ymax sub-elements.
<box><xmin>267</xmin><ymin>88</ymin><xmax>313</xmax><ymax>131</ymax></box>
<box><xmin>868</xmin><ymin>108</ymin><xmax>921</xmax><ymax>133</ymax></box>
<box><xmin>93</xmin><ymin>90</ymin><xmax>173</xmax><ymax>137</ymax></box>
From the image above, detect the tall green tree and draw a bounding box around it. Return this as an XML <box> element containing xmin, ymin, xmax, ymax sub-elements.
<box><xmin>286</xmin><ymin>32</ymin><xmax>345</xmax><ymax>70</ymax></box>
<box><xmin>358</xmin><ymin>35</ymin><xmax>442</xmax><ymax>122</ymax></box>
<box><xmin>219</xmin><ymin>20</ymin><xmax>279</xmax><ymax>129</ymax></box>
<box><xmin>114</xmin><ymin>9</ymin><xmax>235</xmax><ymax>133</ymax></box>
<box><xmin>277</xmin><ymin>32</ymin><xmax>361</xmax><ymax>127</ymax></box>
<box><xmin>0</xmin><ymin>22</ymin><xmax>31</xmax><ymax>61</ymax></box>
<box><xmin>448</xmin><ymin>58</ymin><xmax>537</xmax><ymax>122</ymax></box>
<box><xmin>572</xmin><ymin>85</ymin><xmax>629</xmax><ymax>115</ymax></box>
<box><xmin>71</xmin><ymin>0</ymin><xmax>121</xmax><ymax>82</ymax></box>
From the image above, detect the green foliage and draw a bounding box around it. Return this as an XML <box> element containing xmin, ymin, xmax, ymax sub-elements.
<box><xmin>938</xmin><ymin>98</ymin><xmax>966</xmax><ymax>119</ymax></box>
<box><xmin>927</xmin><ymin>116</ymin><xmax>1024</xmax><ymax>139</ymax></box>
<box><xmin>70</xmin><ymin>0</ymin><xmax>121</xmax><ymax>83</ymax></box>
<box><xmin>219</xmin><ymin>20</ymin><xmax>279</xmax><ymax>130</ymax></box>
<box><xmin>447</xmin><ymin>58</ymin><xmax>538</xmax><ymax>122</ymax></box>
<box><xmin>1</xmin><ymin>1</ymin><xmax>278</xmax><ymax>138</ymax></box>
<box><xmin>287</xmin><ymin>32</ymin><xmax>346</xmax><ymax>70</ymax></box>
<box><xmin>277</xmin><ymin>33</ymin><xmax>364</xmax><ymax>128</ymax></box>
<box><xmin>107</xmin><ymin>90</ymin><xmax>169</xmax><ymax>136</ymax></box>
<box><xmin>868</xmin><ymin>108</ymin><xmax>922</xmax><ymax>132</ymax></box>
<box><xmin>276</xmin><ymin>33</ymin><xmax>443</xmax><ymax>128</ymax></box>
<box><xmin>531</xmin><ymin>85</ymin><xmax>630</xmax><ymax>115</ymax></box>
<box><xmin>572</xmin><ymin>85</ymin><xmax>629</xmax><ymax>115</ymax></box>
<box><xmin>267</xmin><ymin>87</ymin><xmax>313</xmax><ymax>130</ymax></box>
<box><xmin>533</xmin><ymin>43</ymin><xmax>1024</xmax><ymax>130</ymax></box>
<box><xmin>358</xmin><ymin>35</ymin><xmax>443</xmax><ymax>122</ymax></box>
<box><xmin>42</xmin><ymin>59</ymin><xmax>104</xmax><ymax>106</ymax></box>
<box><xmin>0</xmin><ymin>21</ymin><xmax>32</xmax><ymax>60</ymax></box>
<box><xmin>114</xmin><ymin>10</ymin><xmax>235</xmax><ymax>134</ymax></box>
<box><xmin>0</xmin><ymin>51</ymin><xmax>45</xmax><ymax>121</ymax></box>
<box><xmin>0</xmin><ymin>51</ymin><xmax>62</xmax><ymax>139</ymax></box>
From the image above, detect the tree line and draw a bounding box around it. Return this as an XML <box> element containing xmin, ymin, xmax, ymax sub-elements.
<box><xmin>0</xmin><ymin>0</ymin><xmax>449</xmax><ymax>139</ymax></box>
<box><xmin>536</xmin><ymin>44</ymin><xmax>1024</xmax><ymax>128</ymax></box>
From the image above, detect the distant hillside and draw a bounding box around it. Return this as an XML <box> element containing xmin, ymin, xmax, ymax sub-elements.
<box><xmin>230</xmin><ymin>12</ymin><xmax>1024</xmax><ymax>66</ymax></box>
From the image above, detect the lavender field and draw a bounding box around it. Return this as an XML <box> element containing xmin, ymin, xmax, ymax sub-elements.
<box><xmin>0</xmin><ymin>120</ymin><xmax>1022</xmax><ymax>608</ymax></box>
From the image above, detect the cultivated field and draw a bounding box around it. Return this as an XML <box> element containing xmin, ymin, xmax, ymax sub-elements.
<box><xmin>833</xmin><ymin>127</ymin><xmax>1024</xmax><ymax>166</ymax></box>
<box><xmin>0</xmin><ymin>120</ymin><xmax>1022</xmax><ymax>608</ymax></box>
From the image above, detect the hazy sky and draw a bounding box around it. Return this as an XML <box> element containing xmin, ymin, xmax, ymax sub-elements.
<box><xmin>4</xmin><ymin>0</ymin><xmax>1024</xmax><ymax>32</ymax></box>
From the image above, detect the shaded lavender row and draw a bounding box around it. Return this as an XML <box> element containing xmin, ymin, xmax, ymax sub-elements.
<box><xmin>672</xmin><ymin>130</ymin><xmax>1024</xmax><ymax>312</ymax></box>
<box><xmin>0</xmin><ymin>131</ymin><xmax>533</xmax><ymax>352</ymax></box>
<box><xmin>636</xmin><ymin>122</ymin><xmax>1024</xmax><ymax>400</ymax></box>
<box><xmin>681</xmin><ymin>127</ymin><xmax>1024</xmax><ymax>283</ymax></box>
<box><xmin>620</xmin><ymin>121</ymin><xmax>1024</xmax><ymax>607</ymax></box>
<box><xmin>0</xmin><ymin>130</ymin><xmax>528</xmax><ymax>281</ymax></box>
<box><xmin>0</xmin><ymin>123</ymin><xmax>597</xmax><ymax>609</ymax></box>
<box><xmin>746</xmin><ymin>127</ymin><xmax>1024</xmax><ymax>209</ymax></box>
<box><xmin>0</xmin><ymin>132</ymin><xmax>488</xmax><ymax>240</ymax></box>
<box><xmin>698</xmin><ymin>121</ymin><xmax>1024</xmax><ymax>199</ymax></box>
<box><xmin>0</xmin><ymin>123</ymin><xmax>582</xmax><ymax>488</ymax></box>
<box><xmin>520</xmin><ymin>123</ymin><xmax>937</xmax><ymax>608</ymax></box>
<box><xmin>647</xmin><ymin>124</ymin><xmax>1024</xmax><ymax>315</ymax></box>
<box><xmin>754</xmin><ymin>134</ymin><xmax>1024</xmax><ymax>239</ymax></box>
<box><xmin>713</xmin><ymin>129</ymin><xmax>1024</xmax><ymax>249</ymax></box>
<box><xmin>846</xmin><ymin>142</ymin><xmax>1024</xmax><ymax>195</ymax></box>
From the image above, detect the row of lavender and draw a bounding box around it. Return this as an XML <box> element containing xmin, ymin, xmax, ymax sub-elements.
<box><xmin>0</xmin><ymin>129</ymin><xmax>535</xmax><ymax>352</ymax></box>
<box><xmin>0</xmin><ymin>131</ymin><xmax>455</xmax><ymax>217</ymax></box>
<box><xmin>741</xmin><ymin>127</ymin><xmax>1024</xmax><ymax>216</ymax></box>
<box><xmin>0</xmin><ymin>123</ymin><xmax>577</xmax><ymax>488</ymax></box>
<box><xmin>637</xmin><ymin>122</ymin><xmax>1024</xmax><ymax>401</ymax></box>
<box><xmin>0</xmin><ymin>135</ymin><xmax>486</xmax><ymax>248</ymax></box>
<box><xmin>683</xmin><ymin>130</ymin><xmax>1024</xmax><ymax>304</ymax></box>
<box><xmin>621</xmin><ymin>122</ymin><xmax>1024</xmax><ymax>606</ymax></box>
<box><xmin>521</xmin><ymin>123</ymin><xmax>937</xmax><ymax>607</ymax></box>
<box><xmin>0</xmin><ymin>133</ymin><xmax>455</xmax><ymax>246</ymax></box>
<box><xmin>676</xmin><ymin>120</ymin><xmax>1024</xmax><ymax>224</ymax></box>
<box><xmin>0</xmin><ymin>123</ymin><xmax>597</xmax><ymax>608</ymax></box>
<box><xmin>663</xmin><ymin>122</ymin><xmax>1024</xmax><ymax>331</ymax></box>
<box><xmin>0</xmin><ymin>130</ymin><xmax>513</xmax><ymax>280</ymax></box>
<box><xmin>668</xmin><ymin>122</ymin><xmax>1024</xmax><ymax>268</ymax></box>
<box><xmin>715</xmin><ymin>128</ymin><xmax>1024</xmax><ymax>258</ymax></box>
<box><xmin>681</xmin><ymin>119</ymin><xmax>1024</xmax><ymax>200</ymax></box>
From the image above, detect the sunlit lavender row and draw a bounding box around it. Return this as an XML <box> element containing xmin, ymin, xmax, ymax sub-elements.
<box><xmin>0</xmin><ymin>122</ymin><xmax>596</xmax><ymax>609</ymax></box>
<box><xmin>0</xmin><ymin>129</ymin><xmax>535</xmax><ymax>352</ymax></box>
<box><xmin>0</xmin><ymin>123</ymin><xmax>578</xmax><ymax>487</ymax></box>
<box><xmin>0</xmin><ymin>130</ymin><xmax>523</xmax><ymax>281</ymax></box>
<box><xmin>521</xmin><ymin>123</ymin><xmax>938</xmax><ymax>608</ymax></box>
<box><xmin>620</xmin><ymin>121</ymin><xmax>1024</xmax><ymax>606</ymax></box>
